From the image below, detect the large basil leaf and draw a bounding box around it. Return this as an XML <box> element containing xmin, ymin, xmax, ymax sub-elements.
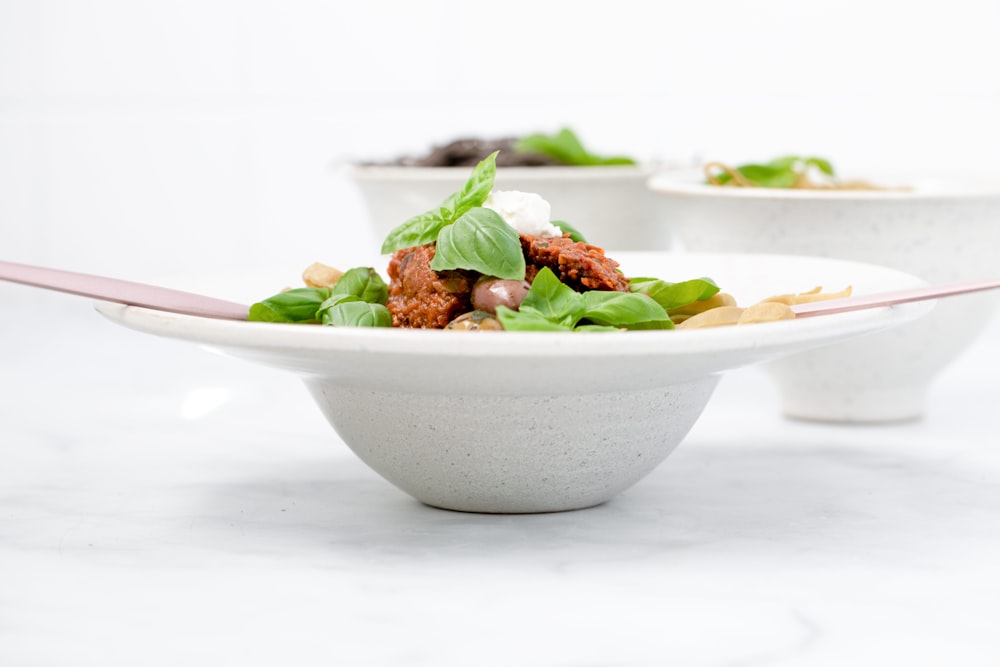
<box><xmin>495</xmin><ymin>268</ymin><xmax>673</xmax><ymax>332</ymax></box>
<box><xmin>629</xmin><ymin>277</ymin><xmax>719</xmax><ymax>310</ymax></box>
<box><xmin>514</xmin><ymin>127</ymin><xmax>636</xmax><ymax>166</ymax></box>
<box><xmin>248</xmin><ymin>286</ymin><xmax>331</xmax><ymax>323</ymax></box>
<box><xmin>429</xmin><ymin>207</ymin><xmax>526</xmax><ymax>280</ymax></box>
<box><xmin>330</xmin><ymin>266</ymin><xmax>388</xmax><ymax>304</ymax></box>
<box><xmin>380</xmin><ymin>151</ymin><xmax>499</xmax><ymax>254</ymax></box>
<box><xmin>438</xmin><ymin>150</ymin><xmax>498</xmax><ymax>220</ymax></box>
<box><xmin>580</xmin><ymin>291</ymin><xmax>672</xmax><ymax>329</ymax></box>
<box><xmin>495</xmin><ymin>306</ymin><xmax>574</xmax><ymax>332</ymax></box>
<box><xmin>378</xmin><ymin>208</ymin><xmax>454</xmax><ymax>255</ymax></box>
<box><xmin>516</xmin><ymin>266</ymin><xmax>583</xmax><ymax>326</ymax></box>
<box><xmin>318</xmin><ymin>294</ymin><xmax>392</xmax><ymax>327</ymax></box>
<box><xmin>738</xmin><ymin>164</ymin><xmax>799</xmax><ymax>188</ymax></box>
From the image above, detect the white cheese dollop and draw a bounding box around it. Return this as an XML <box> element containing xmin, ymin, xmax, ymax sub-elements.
<box><xmin>483</xmin><ymin>190</ymin><xmax>562</xmax><ymax>238</ymax></box>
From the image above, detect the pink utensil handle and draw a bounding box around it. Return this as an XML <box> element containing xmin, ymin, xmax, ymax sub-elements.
<box><xmin>791</xmin><ymin>278</ymin><xmax>1000</xmax><ymax>317</ymax></box>
<box><xmin>4</xmin><ymin>258</ymin><xmax>998</xmax><ymax>324</ymax></box>
<box><xmin>0</xmin><ymin>259</ymin><xmax>250</xmax><ymax>321</ymax></box>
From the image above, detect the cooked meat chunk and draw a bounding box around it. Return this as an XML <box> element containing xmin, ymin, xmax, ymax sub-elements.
<box><xmin>386</xmin><ymin>235</ymin><xmax>628</xmax><ymax>328</ymax></box>
<box><xmin>522</xmin><ymin>235</ymin><xmax>630</xmax><ymax>292</ymax></box>
<box><xmin>386</xmin><ymin>245</ymin><xmax>475</xmax><ymax>328</ymax></box>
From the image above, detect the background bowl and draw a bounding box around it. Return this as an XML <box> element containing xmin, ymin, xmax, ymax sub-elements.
<box><xmin>95</xmin><ymin>252</ymin><xmax>929</xmax><ymax>514</ymax></box>
<box><xmin>648</xmin><ymin>168</ymin><xmax>1000</xmax><ymax>422</ymax></box>
<box><xmin>344</xmin><ymin>163</ymin><xmax>675</xmax><ymax>251</ymax></box>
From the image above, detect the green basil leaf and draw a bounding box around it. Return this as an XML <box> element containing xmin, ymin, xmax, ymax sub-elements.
<box><xmin>766</xmin><ymin>155</ymin><xmax>802</xmax><ymax>171</ymax></box>
<box><xmin>629</xmin><ymin>277</ymin><xmax>719</xmax><ymax>310</ymax></box>
<box><xmin>319</xmin><ymin>295</ymin><xmax>392</xmax><ymax>327</ymax></box>
<box><xmin>516</xmin><ymin>127</ymin><xmax>589</xmax><ymax>164</ymax></box>
<box><xmin>767</xmin><ymin>155</ymin><xmax>836</xmax><ymax>178</ymax></box>
<box><xmin>330</xmin><ymin>266</ymin><xmax>388</xmax><ymax>304</ymax></box>
<box><xmin>380</xmin><ymin>151</ymin><xmax>499</xmax><ymax>254</ymax></box>
<box><xmin>517</xmin><ymin>267</ymin><xmax>584</xmax><ymax>326</ymax></box>
<box><xmin>439</xmin><ymin>150</ymin><xmax>498</xmax><ymax>220</ymax></box>
<box><xmin>805</xmin><ymin>156</ymin><xmax>835</xmax><ymax>176</ymax></box>
<box><xmin>248</xmin><ymin>287</ymin><xmax>331</xmax><ymax>323</ymax></box>
<box><xmin>710</xmin><ymin>155</ymin><xmax>837</xmax><ymax>188</ymax></box>
<box><xmin>513</xmin><ymin>127</ymin><xmax>636</xmax><ymax>166</ymax></box>
<box><xmin>499</xmin><ymin>270</ymin><xmax>671</xmax><ymax>331</ymax></box>
<box><xmin>429</xmin><ymin>207</ymin><xmax>526</xmax><ymax>280</ymax></box>
<box><xmin>736</xmin><ymin>164</ymin><xmax>797</xmax><ymax>188</ymax></box>
<box><xmin>580</xmin><ymin>291</ymin><xmax>672</xmax><ymax>329</ymax></box>
<box><xmin>712</xmin><ymin>170</ymin><xmax>736</xmax><ymax>185</ymax></box>
<box><xmin>495</xmin><ymin>267</ymin><xmax>675</xmax><ymax>332</ymax></box>
<box><xmin>495</xmin><ymin>306</ymin><xmax>575</xmax><ymax>332</ymax></box>
<box><xmin>552</xmin><ymin>219</ymin><xmax>587</xmax><ymax>243</ymax></box>
<box><xmin>379</xmin><ymin>208</ymin><xmax>452</xmax><ymax>255</ymax></box>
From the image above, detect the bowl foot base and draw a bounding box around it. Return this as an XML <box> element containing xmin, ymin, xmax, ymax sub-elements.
<box><xmin>778</xmin><ymin>383</ymin><xmax>928</xmax><ymax>424</ymax></box>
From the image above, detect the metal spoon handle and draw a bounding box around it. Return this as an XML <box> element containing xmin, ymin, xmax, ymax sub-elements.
<box><xmin>0</xmin><ymin>259</ymin><xmax>250</xmax><ymax>321</ymax></box>
<box><xmin>791</xmin><ymin>278</ymin><xmax>1000</xmax><ymax>317</ymax></box>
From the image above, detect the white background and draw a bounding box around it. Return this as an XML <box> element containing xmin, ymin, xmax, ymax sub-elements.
<box><xmin>3</xmin><ymin>4</ymin><xmax>1000</xmax><ymax>665</ymax></box>
<box><xmin>2</xmin><ymin>0</ymin><xmax>999</xmax><ymax>288</ymax></box>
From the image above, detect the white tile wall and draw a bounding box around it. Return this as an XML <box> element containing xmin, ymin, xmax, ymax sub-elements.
<box><xmin>2</xmin><ymin>0</ymin><xmax>999</xmax><ymax>301</ymax></box>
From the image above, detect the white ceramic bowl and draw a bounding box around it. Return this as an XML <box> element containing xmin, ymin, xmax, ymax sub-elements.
<box><xmin>648</xmin><ymin>168</ymin><xmax>1000</xmax><ymax>422</ymax></box>
<box><xmin>95</xmin><ymin>252</ymin><xmax>929</xmax><ymax>514</ymax></box>
<box><xmin>344</xmin><ymin>164</ymin><xmax>675</xmax><ymax>251</ymax></box>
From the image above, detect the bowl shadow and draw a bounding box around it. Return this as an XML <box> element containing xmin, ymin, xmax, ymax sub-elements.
<box><xmin>192</xmin><ymin>432</ymin><xmax>988</xmax><ymax>567</ymax></box>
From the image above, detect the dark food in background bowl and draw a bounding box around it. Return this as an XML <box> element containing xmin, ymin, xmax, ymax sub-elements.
<box><xmin>361</xmin><ymin>126</ymin><xmax>637</xmax><ymax>168</ymax></box>
<box><xmin>344</xmin><ymin>127</ymin><xmax>664</xmax><ymax>250</ymax></box>
<box><xmin>377</xmin><ymin>137</ymin><xmax>562</xmax><ymax>167</ymax></box>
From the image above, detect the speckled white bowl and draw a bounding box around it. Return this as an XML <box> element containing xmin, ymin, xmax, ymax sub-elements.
<box><xmin>96</xmin><ymin>253</ymin><xmax>931</xmax><ymax>513</ymax></box>
<box><xmin>343</xmin><ymin>164</ymin><xmax>675</xmax><ymax>251</ymax></box>
<box><xmin>648</xmin><ymin>168</ymin><xmax>1000</xmax><ymax>422</ymax></box>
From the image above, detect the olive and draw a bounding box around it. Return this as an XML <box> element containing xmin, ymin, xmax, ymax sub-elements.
<box><xmin>471</xmin><ymin>278</ymin><xmax>531</xmax><ymax>314</ymax></box>
<box><xmin>445</xmin><ymin>310</ymin><xmax>504</xmax><ymax>331</ymax></box>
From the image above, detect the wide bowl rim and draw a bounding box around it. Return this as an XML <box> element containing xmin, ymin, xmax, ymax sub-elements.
<box><xmin>93</xmin><ymin>252</ymin><xmax>931</xmax><ymax>364</ymax></box>
<box><xmin>648</xmin><ymin>167</ymin><xmax>1000</xmax><ymax>201</ymax></box>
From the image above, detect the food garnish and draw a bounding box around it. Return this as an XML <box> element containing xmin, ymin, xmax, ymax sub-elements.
<box><xmin>250</xmin><ymin>153</ymin><xmax>846</xmax><ymax>331</ymax></box>
<box><xmin>676</xmin><ymin>287</ymin><xmax>853</xmax><ymax>329</ymax></box>
<box><xmin>704</xmin><ymin>155</ymin><xmax>892</xmax><ymax>191</ymax></box>
<box><xmin>513</xmin><ymin>127</ymin><xmax>637</xmax><ymax>166</ymax></box>
<box><xmin>249</xmin><ymin>266</ymin><xmax>390</xmax><ymax>327</ymax></box>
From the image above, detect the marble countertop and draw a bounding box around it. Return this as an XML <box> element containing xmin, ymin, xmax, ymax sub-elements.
<box><xmin>2</xmin><ymin>296</ymin><xmax>1000</xmax><ymax>666</ymax></box>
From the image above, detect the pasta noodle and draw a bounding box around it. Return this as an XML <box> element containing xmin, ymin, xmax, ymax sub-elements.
<box><xmin>676</xmin><ymin>286</ymin><xmax>850</xmax><ymax>329</ymax></box>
